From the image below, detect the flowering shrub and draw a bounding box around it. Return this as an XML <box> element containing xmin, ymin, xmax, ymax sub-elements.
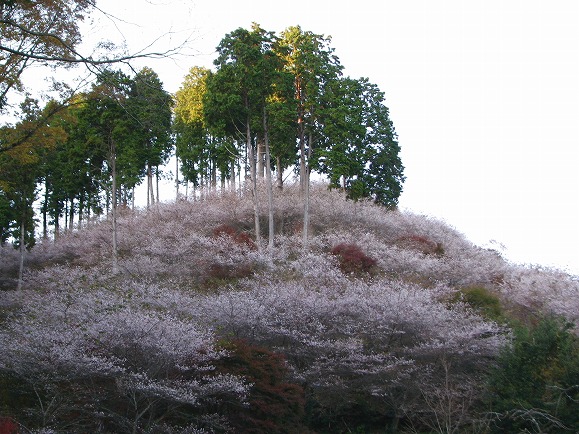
<box><xmin>190</xmin><ymin>272</ymin><xmax>505</xmax><ymax>431</ymax></box>
<box><xmin>0</xmin><ymin>286</ymin><xmax>249</xmax><ymax>433</ymax></box>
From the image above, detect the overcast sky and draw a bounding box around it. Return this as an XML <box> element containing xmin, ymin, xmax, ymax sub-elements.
<box><xmin>63</xmin><ymin>0</ymin><xmax>579</xmax><ymax>274</ymax></box>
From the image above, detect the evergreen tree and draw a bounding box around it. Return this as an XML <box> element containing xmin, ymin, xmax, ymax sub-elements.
<box><xmin>80</xmin><ymin>69</ymin><xmax>141</xmax><ymax>273</ymax></box>
<box><xmin>317</xmin><ymin>77</ymin><xmax>405</xmax><ymax>207</ymax></box>
<box><xmin>277</xmin><ymin>26</ymin><xmax>343</xmax><ymax>247</ymax></box>
<box><xmin>129</xmin><ymin>67</ymin><xmax>173</xmax><ymax>207</ymax></box>
<box><xmin>174</xmin><ymin>66</ymin><xmax>216</xmax><ymax>195</ymax></box>
<box><xmin>207</xmin><ymin>24</ymin><xmax>282</xmax><ymax>245</ymax></box>
<box><xmin>0</xmin><ymin>97</ymin><xmax>66</xmax><ymax>287</ymax></box>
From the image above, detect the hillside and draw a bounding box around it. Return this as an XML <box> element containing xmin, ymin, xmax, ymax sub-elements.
<box><xmin>1</xmin><ymin>183</ymin><xmax>578</xmax><ymax>433</ymax></box>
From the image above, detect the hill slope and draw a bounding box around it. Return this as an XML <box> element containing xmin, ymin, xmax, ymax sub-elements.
<box><xmin>1</xmin><ymin>183</ymin><xmax>578</xmax><ymax>433</ymax></box>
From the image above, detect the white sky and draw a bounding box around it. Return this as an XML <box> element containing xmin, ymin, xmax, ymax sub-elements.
<box><xmin>29</xmin><ymin>0</ymin><xmax>579</xmax><ymax>274</ymax></box>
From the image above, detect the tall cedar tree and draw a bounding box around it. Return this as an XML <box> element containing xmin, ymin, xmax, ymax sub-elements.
<box><xmin>277</xmin><ymin>26</ymin><xmax>343</xmax><ymax>248</ymax></box>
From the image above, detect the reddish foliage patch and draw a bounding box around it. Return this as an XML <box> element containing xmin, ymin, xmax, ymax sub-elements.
<box><xmin>216</xmin><ymin>340</ymin><xmax>306</xmax><ymax>433</ymax></box>
<box><xmin>207</xmin><ymin>262</ymin><xmax>255</xmax><ymax>281</ymax></box>
<box><xmin>331</xmin><ymin>243</ymin><xmax>377</xmax><ymax>274</ymax></box>
<box><xmin>213</xmin><ymin>224</ymin><xmax>257</xmax><ymax>250</ymax></box>
<box><xmin>0</xmin><ymin>417</ymin><xmax>18</xmax><ymax>434</ymax></box>
<box><xmin>396</xmin><ymin>235</ymin><xmax>444</xmax><ymax>255</ymax></box>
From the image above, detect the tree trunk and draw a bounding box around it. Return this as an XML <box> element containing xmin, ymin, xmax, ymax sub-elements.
<box><xmin>17</xmin><ymin>219</ymin><xmax>25</xmax><ymax>291</ymax></box>
<box><xmin>257</xmin><ymin>137</ymin><xmax>265</xmax><ymax>178</ymax></box>
<box><xmin>211</xmin><ymin>159</ymin><xmax>217</xmax><ymax>193</ymax></box>
<box><xmin>68</xmin><ymin>198</ymin><xmax>74</xmax><ymax>231</ymax></box>
<box><xmin>156</xmin><ymin>166</ymin><xmax>160</xmax><ymax>203</ymax></box>
<box><xmin>64</xmin><ymin>200</ymin><xmax>69</xmax><ymax>232</ymax></box>
<box><xmin>263</xmin><ymin>107</ymin><xmax>274</xmax><ymax>250</ymax></box>
<box><xmin>78</xmin><ymin>196</ymin><xmax>84</xmax><ymax>230</ymax></box>
<box><xmin>147</xmin><ymin>163</ymin><xmax>154</xmax><ymax>208</ymax></box>
<box><xmin>42</xmin><ymin>186</ymin><xmax>48</xmax><ymax>239</ymax></box>
<box><xmin>302</xmin><ymin>132</ymin><xmax>312</xmax><ymax>250</ymax></box>
<box><xmin>247</xmin><ymin>116</ymin><xmax>261</xmax><ymax>247</ymax></box>
<box><xmin>111</xmin><ymin>139</ymin><xmax>119</xmax><ymax>275</ymax></box>
<box><xmin>175</xmin><ymin>154</ymin><xmax>180</xmax><ymax>200</ymax></box>
<box><xmin>299</xmin><ymin>135</ymin><xmax>306</xmax><ymax>196</ymax></box>
<box><xmin>54</xmin><ymin>210</ymin><xmax>60</xmax><ymax>239</ymax></box>
<box><xmin>275</xmin><ymin>156</ymin><xmax>284</xmax><ymax>190</ymax></box>
<box><xmin>230</xmin><ymin>159</ymin><xmax>236</xmax><ymax>193</ymax></box>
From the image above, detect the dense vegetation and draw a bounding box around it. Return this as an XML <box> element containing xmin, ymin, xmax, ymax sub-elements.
<box><xmin>1</xmin><ymin>185</ymin><xmax>578</xmax><ymax>433</ymax></box>
<box><xmin>1</xmin><ymin>2</ymin><xmax>578</xmax><ymax>432</ymax></box>
<box><xmin>1</xmin><ymin>20</ymin><xmax>404</xmax><ymax>252</ymax></box>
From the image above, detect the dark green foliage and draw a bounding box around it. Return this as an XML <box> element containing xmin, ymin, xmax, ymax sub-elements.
<box><xmin>316</xmin><ymin>77</ymin><xmax>405</xmax><ymax>207</ymax></box>
<box><xmin>486</xmin><ymin>316</ymin><xmax>579</xmax><ymax>433</ymax></box>
<box><xmin>0</xmin><ymin>372</ymin><xmax>41</xmax><ymax>431</ymax></box>
<box><xmin>0</xmin><ymin>151</ymin><xmax>37</xmax><ymax>250</ymax></box>
<box><xmin>0</xmin><ymin>191</ymin><xmax>14</xmax><ymax>244</ymax></box>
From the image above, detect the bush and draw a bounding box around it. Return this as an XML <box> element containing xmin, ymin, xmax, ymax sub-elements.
<box><xmin>457</xmin><ymin>286</ymin><xmax>504</xmax><ymax>322</ymax></box>
<box><xmin>213</xmin><ymin>224</ymin><xmax>257</xmax><ymax>250</ymax></box>
<box><xmin>330</xmin><ymin>243</ymin><xmax>377</xmax><ymax>274</ymax></box>
<box><xmin>486</xmin><ymin>316</ymin><xmax>579</xmax><ymax>433</ymax></box>
<box><xmin>216</xmin><ymin>340</ymin><xmax>306</xmax><ymax>433</ymax></box>
<box><xmin>0</xmin><ymin>417</ymin><xmax>18</xmax><ymax>434</ymax></box>
<box><xmin>0</xmin><ymin>288</ymin><xmax>250</xmax><ymax>433</ymax></box>
<box><xmin>396</xmin><ymin>235</ymin><xmax>444</xmax><ymax>255</ymax></box>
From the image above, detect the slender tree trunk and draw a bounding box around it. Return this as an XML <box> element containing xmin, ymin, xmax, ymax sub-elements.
<box><xmin>146</xmin><ymin>166</ymin><xmax>150</xmax><ymax>209</ymax></box>
<box><xmin>263</xmin><ymin>106</ymin><xmax>274</xmax><ymax>249</ymax></box>
<box><xmin>246</xmin><ymin>116</ymin><xmax>261</xmax><ymax>247</ymax></box>
<box><xmin>175</xmin><ymin>154</ymin><xmax>180</xmax><ymax>200</ymax></box>
<box><xmin>156</xmin><ymin>166</ymin><xmax>160</xmax><ymax>203</ymax></box>
<box><xmin>297</xmin><ymin>81</ymin><xmax>307</xmax><ymax>196</ymax></box>
<box><xmin>79</xmin><ymin>196</ymin><xmax>84</xmax><ymax>229</ymax></box>
<box><xmin>276</xmin><ymin>156</ymin><xmax>283</xmax><ymax>190</ymax></box>
<box><xmin>64</xmin><ymin>201</ymin><xmax>69</xmax><ymax>232</ymax></box>
<box><xmin>238</xmin><ymin>155</ymin><xmax>242</xmax><ymax>197</ymax></box>
<box><xmin>42</xmin><ymin>186</ymin><xmax>48</xmax><ymax>239</ymax></box>
<box><xmin>111</xmin><ymin>139</ymin><xmax>119</xmax><ymax>275</ymax></box>
<box><xmin>230</xmin><ymin>159</ymin><xmax>236</xmax><ymax>193</ymax></box>
<box><xmin>299</xmin><ymin>135</ymin><xmax>306</xmax><ymax>196</ymax></box>
<box><xmin>87</xmin><ymin>195</ymin><xmax>92</xmax><ymax>228</ymax></box>
<box><xmin>211</xmin><ymin>159</ymin><xmax>217</xmax><ymax>193</ymax></box>
<box><xmin>54</xmin><ymin>210</ymin><xmax>60</xmax><ymax>239</ymax></box>
<box><xmin>68</xmin><ymin>199</ymin><xmax>74</xmax><ymax>231</ymax></box>
<box><xmin>302</xmin><ymin>132</ymin><xmax>313</xmax><ymax>250</ymax></box>
<box><xmin>257</xmin><ymin>137</ymin><xmax>265</xmax><ymax>178</ymax></box>
<box><xmin>147</xmin><ymin>163</ymin><xmax>155</xmax><ymax>208</ymax></box>
<box><xmin>17</xmin><ymin>219</ymin><xmax>25</xmax><ymax>291</ymax></box>
<box><xmin>303</xmin><ymin>167</ymin><xmax>310</xmax><ymax>249</ymax></box>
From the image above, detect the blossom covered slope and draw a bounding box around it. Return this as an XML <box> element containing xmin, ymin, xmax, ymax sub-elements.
<box><xmin>0</xmin><ymin>183</ymin><xmax>577</xmax><ymax>433</ymax></box>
